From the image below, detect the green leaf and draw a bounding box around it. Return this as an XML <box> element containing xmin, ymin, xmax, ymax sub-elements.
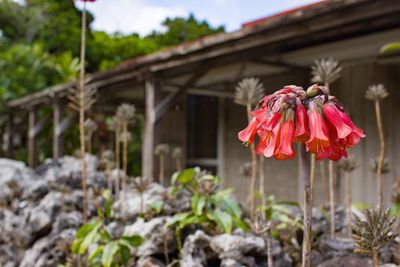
<box><xmin>119</xmin><ymin>244</ymin><xmax>131</xmax><ymax>264</ymax></box>
<box><xmin>213</xmin><ymin>210</ymin><xmax>233</xmax><ymax>233</ymax></box>
<box><xmin>168</xmin><ymin>212</ymin><xmax>190</xmax><ymax>227</ymax></box>
<box><xmin>88</xmin><ymin>245</ymin><xmax>104</xmax><ymax>261</ymax></box>
<box><xmin>381</xmin><ymin>42</ymin><xmax>400</xmax><ymax>54</ymax></box>
<box><xmin>121</xmin><ymin>235</ymin><xmax>144</xmax><ymax>248</ymax></box>
<box><xmin>76</xmin><ymin>220</ymin><xmax>102</xmax><ymax>239</ymax></box>
<box><xmin>175</xmin><ymin>168</ymin><xmax>197</xmax><ymax>185</ymax></box>
<box><xmin>221</xmin><ymin>198</ymin><xmax>242</xmax><ymax>218</ymax></box>
<box><xmin>192</xmin><ymin>195</ymin><xmax>206</xmax><ymax>215</ymax></box>
<box><xmin>232</xmin><ymin>216</ymin><xmax>250</xmax><ymax>231</ymax></box>
<box><xmin>101</xmin><ymin>242</ymin><xmax>119</xmax><ymax>267</ymax></box>
<box><xmin>148</xmin><ymin>201</ymin><xmax>164</xmax><ymax>213</ymax></box>
<box><xmin>78</xmin><ymin>222</ymin><xmax>102</xmax><ymax>255</ymax></box>
<box><xmin>71</xmin><ymin>238</ymin><xmax>83</xmax><ymax>254</ymax></box>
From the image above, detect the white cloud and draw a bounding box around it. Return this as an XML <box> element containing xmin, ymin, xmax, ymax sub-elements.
<box><xmin>76</xmin><ymin>0</ymin><xmax>187</xmax><ymax>36</ymax></box>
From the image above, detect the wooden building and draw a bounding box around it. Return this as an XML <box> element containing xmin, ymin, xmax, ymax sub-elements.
<box><xmin>4</xmin><ymin>0</ymin><xmax>400</xmax><ymax>206</ymax></box>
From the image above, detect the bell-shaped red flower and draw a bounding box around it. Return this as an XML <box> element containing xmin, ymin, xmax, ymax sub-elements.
<box><xmin>274</xmin><ymin>119</ymin><xmax>296</xmax><ymax>160</ymax></box>
<box><xmin>306</xmin><ymin>104</ymin><xmax>330</xmax><ymax>154</ymax></box>
<box><xmin>238</xmin><ymin>84</ymin><xmax>364</xmax><ymax>161</ymax></box>
<box><xmin>294</xmin><ymin>103</ymin><xmax>308</xmax><ymax>142</ymax></box>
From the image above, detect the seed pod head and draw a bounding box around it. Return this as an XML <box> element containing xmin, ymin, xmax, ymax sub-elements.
<box><xmin>172</xmin><ymin>147</ymin><xmax>183</xmax><ymax>159</ymax></box>
<box><xmin>84</xmin><ymin>118</ymin><xmax>98</xmax><ymax>134</ymax></box>
<box><xmin>311</xmin><ymin>58</ymin><xmax>342</xmax><ymax>85</ymax></box>
<box><xmin>240</xmin><ymin>162</ymin><xmax>253</xmax><ymax>178</ymax></box>
<box><xmin>365</xmin><ymin>84</ymin><xmax>389</xmax><ymax>101</ymax></box>
<box><xmin>116</xmin><ymin>103</ymin><xmax>136</xmax><ymax>124</ymax></box>
<box><xmin>338</xmin><ymin>155</ymin><xmax>359</xmax><ymax>172</ymax></box>
<box><xmin>369</xmin><ymin>158</ymin><xmax>390</xmax><ymax>174</ymax></box>
<box><xmin>107</xmin><ymin>116</ymin><xmax>120</xmax><ymax>132</ymax></box>
<box><xmin>155</xmin><ymin>143</ymin><xmax>170</xmax><ymax>156</ymax></box>
<box><xmin>234</xmin><ymin>77</ymin><xmax>265</xmax><ymax>107</ymax></box>
<box><xmin>119</xmin><ymin>131</ymin><xmax>132</xmax><ymax>142</ymax></box>
<box><xmin>391</xmin><ymin>180</ymin><xmax>400</xmax><ymax>204</ymax></box>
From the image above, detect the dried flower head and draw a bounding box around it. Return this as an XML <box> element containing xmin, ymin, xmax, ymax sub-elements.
<box><xmin>240</xmin><ymin>162</ymin><xmax>253</xmax><ymax>177</ymax></box>
<box><xmin>155</xmin><ymin>143</ymin><xmax>170</xmax><ymax>155</ymax></box>
<box><xmin>107</xmin><ymin>116</ymin><xmax>120</xmax><ymax>131</ymax></box>
<box><xmin>391</xmin><ymin>181</ymin><xmax>400</xmax><ymax>204</ymax></box>
<box><xmin>234</xmin><ymin>77</ymin><xmax>265</xmax><ymax>107</ymax></box>
<box><xmin>365</xmin><ymin>84</ymin><xmax>389</xmax><ymax>101</ymax></box>
<box><xmin>172</xmin><ymin>147</ymin><xmax>183</xmax><ymax>159</ymax></box>
<box><xmin>338</xmin><ymin>155</ymin><xmax>359</xmax><ymax>172</ymax></box>
<box><xmin>369</xmin><ymin>157</ymin><xmax>390</xmax><ymax>174</ymax></box>
<box><xmin>83</xmin><ymin>118</ymin><xmax>97</xmax><ymax>134</ymax></box>
<box><xmin>116</xmin><ymin>103</ymin><xmax>136</xmax><ymax>123</ymax></box>
<box><xmin>101</xmin><ymin>150</ymin><xmax>114</xmax><ymax>163</ymax></box>
<box><xmin>119</xmin><ymin>131</ymin><xmax>132</xmax><ymax>142</ymax></box>
<box><xmin>132</xmin><ymin>176</ymin><xmax>153</xmax><ymax>193</ymax></box>
<box><xmin>311</xmin><ymin>58</ymin><xmax>342</xmax><ymax>85</ymax></box>
<box><xmin>352</xmin><ymin>207</ymin><xmax>397</xmax><ymax>257</ymax></box>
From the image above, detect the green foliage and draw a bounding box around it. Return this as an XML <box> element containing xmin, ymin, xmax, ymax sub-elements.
<box><xmin>147</xmin><ymin>13</ymin><xmax>224</xmax><ymax>48</ymax></box>
<box><xmin>352</xmin><ymin>207</ymin><xmax>397</xmax><ymax>256</ymax></box>
<box><xmin>380</xmin><ymin>42</ymin><xmax>400</xmax><ymax>54</ymax></box>
<box><xmin>72</xmin><ymin>220</ymin><xmax>143</xmax><ymax>267</ymax></box>
<box><xmin>258</xmin><ymin>196</ymin><xmax>302</xmax><ymax>237</ymax></box>
<box><xmin>0</xmin><ymin>43</ymin><xmax>78</xmax><ymax>103</ymax></box>
<box><xmin>168</xmin><ymin>168</ymin><xmax>249</xmax><ymax>250</ymax></box>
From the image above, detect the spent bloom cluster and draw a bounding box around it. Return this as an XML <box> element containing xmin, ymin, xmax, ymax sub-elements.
<box><xmin>238</xmin><ymin>85</ymin><xmax>365</xmax><ymax>160</ymax></box>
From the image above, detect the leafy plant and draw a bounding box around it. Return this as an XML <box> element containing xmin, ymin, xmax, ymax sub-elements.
<box><xmin>71</xmin><ymin>220</ymin><xmax>143</xmax><ymax>267</ymax></box>
<box><xmin>168</xmin><ymin>168</ymin><xmax>249</xmax><ymax>250</ymax></box>
<box><xmin>352</xmin><ymin>207</ymin><xmax>397</xmax><ymax>267</ymax></box>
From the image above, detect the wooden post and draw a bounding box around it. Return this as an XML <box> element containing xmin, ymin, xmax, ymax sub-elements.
<box><xmin>28</xmin><ymin>108</ymin><xmax>38</xmax><ymax>168</ymax></box>
<box><xmin>142</xmin><ymin>77</ymin><xmax>158</xmax><ymax>180</ymax></box>
<box><xmin>6</xmin><ymin>113</ymin><xmax>14</xmax><ymax>158</ymax></box>
<box><xmin>53</xmin><ymin>100</ymin><xmax>64</xmax><ymax>160</ymax></box>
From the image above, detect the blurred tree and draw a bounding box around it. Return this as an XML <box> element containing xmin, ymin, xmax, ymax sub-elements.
<box><xmin>0</xmin><ymin>43</ymin><xmax>79</xmax><ymax>103</ymax></box>
<box><xmin>147</xmin><ymin>13</ymin><xmax>225</xmax><ymax>48</ymax></box>
<box><xmin>87</xmin><ymin>31</ymin><xmax>158</xmax><ymax>71</ymax></box>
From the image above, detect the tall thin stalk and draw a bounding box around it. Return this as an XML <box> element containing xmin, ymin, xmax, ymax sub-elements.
<box><xmin>259</xmin><ymin>156</ymin><xmax>266</xmax><ymax>207</ymax></box>
<box><xmin>122</xmin><ymin>123</ymin><xmax>128</xmax><ymax>192</ymax></box>
<box><xmin>79</xmin><ymin>2</ymin><xmax>88</xmax><ymax>222</ymax></box>
<box><xmin>234</xmin><ymin>77</ymin><xmax>264</xmax><ymax>218</ymax></box>
<box><xmin>115</xmin><ymin>121</ymin><xmax>121</xmax><ymax>197</ymax></box>
<box><xmin>300</xmin><ymin>145</ymin><xmax>312</xmax><ymax>267</ymax></box>
<box><xmin>366</xmin><ymin>84</ymin><xmax>388</xmax><ymax>210</ymax></box>
<box><xmin>374</xmin><ymin>99</ymin><xmax>385</xmax><ymax>209</ymax></box>
<box><xmin>345</xmin><ymin>171</ymin><xmax>352</xmax><ymax>235</ymax></box>
<box><xmin>247</xmin><ymin>103</ymin><xmax>257</xmax><ymax>218</ymax></box>
<box><xmin>328</xmin><ymin>160</ymin><xmax>335</xmax><ymax>238</ymax></box>
<box><xmin>310</xmin><ymin>154</ymin><xmax>316</xmax><ymax>206</ymax></box>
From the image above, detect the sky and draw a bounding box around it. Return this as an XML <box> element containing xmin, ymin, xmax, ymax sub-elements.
<box><xmin>75</xmin><ymin>0</ymin><xmax>323</xmax><ymax>36</ymax></box>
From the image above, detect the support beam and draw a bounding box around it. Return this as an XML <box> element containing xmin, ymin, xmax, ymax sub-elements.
<box><xmin>6</xmin><ymin>113</ymin><xmax>14</xmax><ymax>158</ymax></box>
<box><xmin>53</xmin><ymin>100</ymin><xmax>64</xmax><ymax>160</ymax></box>
<box><xmin>142</xmin><ymin>77</ymin><xmax>160</xmax><ymax>180</ymax></box>
<box><xmin>153</xmin><ymin>67</ymin><xmax>209</xmax><ymax>123</ymax></box>
<box><xmin>28</xmin><ymin>109</ymin><xmax>38</xmax><ymax>168</ymax></box>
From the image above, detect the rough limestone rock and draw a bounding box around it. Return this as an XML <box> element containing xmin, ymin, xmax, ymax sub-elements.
<box><xmin>316</xmin><ymin>254</ymin><xmax>372</xmax><ymax>267</ymax></box>
<box><xmin>19</xmin><ymin>229</ymin><xmax>76</xmax><ymax>267</ymax></box>
<box><xmin>0</xmin><ymin>158</ymin><xmax>38</xmax><ymax>203</ymax></box>
<box><xmin>124</xmin><ymin>216</ymin><xmax>176</xmax><ymax>257</ymax></box>
<box><xmin>114</xmin><ymin>183</ymin><xmax>167</xmax><ymax>220</ymax></box>
<box><xmin>180</xmin><ymin>230</ymin><xmax>214</xmax><ymax>267</ymax></box>
<box><xmin>318</xmin><ymin>236</ymin><xmax>354</xmax><ymax>259</ymax></box>
<box><xmin>135</xmin><ymin>257</ymin><xmax>166</xmax><ymax>267</ymax></box>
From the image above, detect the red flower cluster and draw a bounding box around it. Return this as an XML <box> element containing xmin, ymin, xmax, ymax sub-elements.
<box><xmin>238</xmin><ymin>85</ymin><xmax>365</xmax><ymax>160</ymax></box>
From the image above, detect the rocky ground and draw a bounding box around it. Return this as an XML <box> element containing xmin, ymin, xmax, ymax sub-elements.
<box><xmin>0</xmin><ymin>156</ymin><xmax>399</xmax><ymax>267</ymax></box>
